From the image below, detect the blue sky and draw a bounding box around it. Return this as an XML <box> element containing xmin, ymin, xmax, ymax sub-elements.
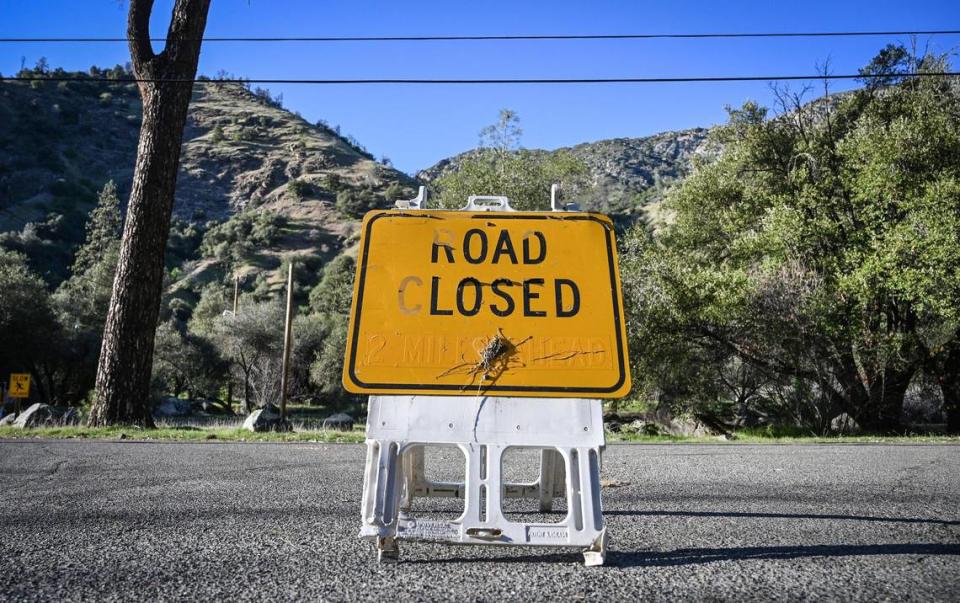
<box><xmin>2</xmin><ymin>1</ymin><xmax>958</xmax><ymax>173</ymax></box>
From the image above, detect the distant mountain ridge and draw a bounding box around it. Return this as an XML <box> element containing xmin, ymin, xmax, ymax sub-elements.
<box><xmin>418</xmin><ymin>127</ymin><xmax>720</xmax><ymax>215</ymax></box>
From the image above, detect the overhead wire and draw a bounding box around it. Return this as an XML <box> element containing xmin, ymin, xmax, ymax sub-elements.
<box><xmin>0</xmin><ymin>72</ymin><xmax>957</xmax><ymax>85</ymax></box>
<box><xmin>3</xmin><ymin>28</ymin><xmax>956</xmax><ymax>86</ymax></box>
<box><xmin>1</xmin><ymin>29</ymin><xmax>959</xmax><ymax>43</ymax></box>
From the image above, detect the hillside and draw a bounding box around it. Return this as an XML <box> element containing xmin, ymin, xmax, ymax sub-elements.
<box><xmin>418</xmin><ymin>127</ymin><xmax>720</xmax><ymax>216</ymax></box>
<box><xmin>0</xmin><ymin>70</ymin><xmax>415</xmax><ymax>291</ymax></box>
<box><xmin>1</xmin><ymin>67</ymin><xmax>719</xmax><ymax>301</ymax></box>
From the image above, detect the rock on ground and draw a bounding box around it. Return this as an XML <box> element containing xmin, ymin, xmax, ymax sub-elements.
<box><xmin>12</xmin><ymin>403</ymin><xmax>80</xmax><ymax>428</ymax></box>
<box><xmin>831</xmin><ymin>412</ymin><xmax>861</xmax><ymax>434</ymax></box>
<box><xmin>242</xmin><ymin>404</ymin><xmax>292</xmax><ymax>433</ymax></box>
<box><xmin>322</xmin><ymin>413</ymin><xmax>354</xmax><ymax>431</ymax></box>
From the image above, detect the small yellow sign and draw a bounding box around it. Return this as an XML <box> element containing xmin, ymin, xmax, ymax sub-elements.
<box><xmin>9</xmin><ymin>373</ymin><xmax>31</xmax><ymax>398</ymax></box>
<box><xmin>343</xmin><ymin>210</ymin><xmax>631</xmax><ymax>398</ymax></box>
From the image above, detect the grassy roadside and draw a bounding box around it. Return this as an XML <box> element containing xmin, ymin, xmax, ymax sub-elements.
<box><xmin>610</xmin><ymin>431</ymin><xmax>960</xmax><ymax>444</ymax></box>
<box><xmin>0</xmin><ymin>425</ymin><xmax>957</xmax><ymax>444</ymax></box>
<box><xmin>0</xmin><ymin>425</ymin><xmax>365</xmax><ymax>443</ymax></box>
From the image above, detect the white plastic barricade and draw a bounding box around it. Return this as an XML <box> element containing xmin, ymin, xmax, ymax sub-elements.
<box><xmin>359</xmin><ymin>395</ymin><xmax>607</xmax><ymax>565</ymax></box>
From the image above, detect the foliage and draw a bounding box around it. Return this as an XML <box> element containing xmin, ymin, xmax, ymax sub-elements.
<box><xmin>0</xmin><ymin>176</ymin><xmax>100</xmax><ymax>286</ymax></box>
<box><xmin>343</xmin><ymin>134</ymin><xmax>373</xmax><ymax>159</ymax></box>
<box><xmin>209</xmin><ymin>123</ymin><xmax>225</xmax><ymax>143</ymax></box>
<box><xmin>152</xmin><ymin>320</ymin><xmax>227</xmax><ymax>400</ymax></box>
<box><xmin>0</xmin><ymin>250</ymin><xmax>59</xmax><ymax>397</ymax></box>
<box><xmin>199</xmin><ymin>211</ymin><xmax>286</xmax><ymax>266</ymax></box>
<box><xmin>165</xmin><ymin>216</ymin><xmax>204</xmax><ymax>270</ymax></box>
<box><xmin>41</xmin><ymin>181</ymin><xmax>123</xmax><ymax>405</ymax></box>
<box><xmin>306</xmin><ymin>255</ymin><xmax>358</xmax><ymax>406</ymax></box>
<box><xmin>619</xmin><ymin>46</ymin><xmax>960</xmax><ymax>432</ymax></box>
<box><xmin>287</xmin><ymin>179</ymin><xmax>312</xmax><ymax>200</ymax></box>
<box><xmin>277</xmin><ymin>254</ymin><xmax>325</xmax><ymax>305</ymax></box>
<box><xmin>308</xmin><ymin>255</ymin><xmax>356</xmax><ymax>315</ymax></box>
<box><xmin>187</xmin><ymin>284</ymin><xmax>232</xmax><ymax>337</ymax></box>
<box><xmin>335</xmin><ymin>187</ymin><xmax>381</xmax><ymax>219</ymax></box>
<box><xmin>308</xmin><ymin>313</ymin><xmax>352</xmax><ymax>405</ymax></box>
<box><xmin>434</xmin><ymin>109</ymin><xmax>586</xmax><ymax>211</ymax></box>
<box><xmin>479</xmin><ymin>109</ymin><xmax>523</xmax><ymax>152</ymax></box>
<box><xmin>209</xmin><ymin>300</ymin><xmax>285</xmax><ymax>412</ymax></box>
<box><xmin>54</xmin><ymin>183</ymin><xmax>121</xmax><ymax>327</ymax></box>
<box><xmin>321</xmin><ymin>173</ymin><xmax>344</xmax><ymax>192</ymax></box>
<box><xmin>383</xmin><ymin>181</ymin><xmax>409</xmax><ymax>203</ymax></box>
<box><xmin>289</xmin><ymin>314</ymin><xmax>330</xmax><ymax>400</ymax></box>
<box><xmin>65</xmin><ymin>181</ymin><xmax>121</xmax><ymax>286</ymax></box>
<box><xmin>251</xmin><ymin>86</ymin><xmax>283</xmax><ymax>109</ymax></box>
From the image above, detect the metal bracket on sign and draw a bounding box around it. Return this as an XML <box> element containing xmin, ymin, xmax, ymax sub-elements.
<box><xmin>462</xmin><ymin>195</ymin><xmax>515</xmax><ymax>212</ymax></box>
<box><xmin>551</xmin><ymin>183</ymin><xmax>580</xmax><ymax>212</ymax></box>
<box><xmin>395</xmin><ymin>185</ymin><xmax>579</xmax><ymax>213</ymax></box>
<box><xmin>395</xmin><ymin>186</ymin><xmax>428</xmax><ymax>210</ymax></box>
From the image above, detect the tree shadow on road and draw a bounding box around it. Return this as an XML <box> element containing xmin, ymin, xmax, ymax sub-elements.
<box><xmin>604</xmin><ymin>509</ymin><xmax>960</xmax><ymax>526</ymax></box>
<box><xmin>405</xmin><ymin>543</ymin><xmax>960</xmax><ymax>566</ymax></box>
<box><xmin>607</xmin><ymin>543</ymin><xmax>960</xmax><ymax>568</ymax></box>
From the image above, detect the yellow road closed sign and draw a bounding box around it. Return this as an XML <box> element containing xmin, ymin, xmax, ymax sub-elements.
<box><xmin>9</xmin><ymin>373</ymin><xmax>31</xmax><ymax>398</ymax></box>
<box><xmin>343</xmin><ymin>210</ymin><xmax>631</xmax><ymax>398</ymax></box>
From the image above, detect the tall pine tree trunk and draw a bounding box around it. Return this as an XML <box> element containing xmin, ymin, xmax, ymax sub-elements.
<box><xmin>88</xmin><ymin>0</ymin><xmax>211</xmax><ymax>427</ymax></box>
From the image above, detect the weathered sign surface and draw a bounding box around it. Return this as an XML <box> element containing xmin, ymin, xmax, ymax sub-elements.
<box><xmin>343</xmin><ymin>210</ymin><xmax>631</xmax><ymax>398</ymax></box>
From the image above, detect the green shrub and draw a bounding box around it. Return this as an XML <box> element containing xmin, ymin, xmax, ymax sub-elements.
<box><xmin>335</xmin><ymin>188</ymin><xmax>380</xmax><ymax>219</ymax></box>
<box><xmin>322</xmin><ymin>173</ymin><xmax>343</xmax><ymax>192</ymax></box>
<box><xmin>199</xmin><ymin>211</ymin><xmax>287</xmax><ymax>265</ymax></box>
<box><xmin>287</xmin><ymin>179</ymin><xmax>312</xmax><ymax>200</ymax></box>
<box><xmin>384</xmin><ymin>181</ymin><xmax>408</xmax><ymax>203</ymax></box>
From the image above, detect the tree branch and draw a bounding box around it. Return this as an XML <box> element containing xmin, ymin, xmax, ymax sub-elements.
<box><xmin>127</xmin><ymin>0</ymin><xmax>156</xmax><ymax>75</ymax></box>
<box><xmin>164</xmin><ymin>0</ymin><xmax>212</xmax><ymax>69</ymax></box>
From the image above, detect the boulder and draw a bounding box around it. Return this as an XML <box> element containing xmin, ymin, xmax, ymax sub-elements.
<box><xmin>0</xmin><ymin>413</ymin><xmax>17</xmax><ymax>426</ymax></box>
<box><xmin>12</xmin><ymin>403</ymin><xmax>79</xmax><ymax>428</ymax></box>
<box><xmin>153</xmin><ymin>397</ymin><xmax>193</xmax><ymax>418</ymax></box>
<box><xmin>663</xmin><ymin>416</ymin><xmax>713</xmax><ymax>437</ymax></box>
<box><xmin>322</xmin><ymin>413</ymin><xmax>355</xmax><ymax>431</ymax></box>
<box><xmin>13</xmin><ymin>404</ymin><xmax>56</xmax><ymax>428</ymax></box>
<box><xmin>242</xmin><ymin>404</ymin><xmax>292</xmax><ymax>433</ymax></box>
<box><xmin>830</xmin><ymin>413</ymin><xmax>860</xmax><ymax>435</ymax></box>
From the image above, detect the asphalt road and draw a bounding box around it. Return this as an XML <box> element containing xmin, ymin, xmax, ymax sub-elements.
<box><xmin>1</xmin><ymin>441</ymin><xmax>958</xmax><ymax>602</ymax></box>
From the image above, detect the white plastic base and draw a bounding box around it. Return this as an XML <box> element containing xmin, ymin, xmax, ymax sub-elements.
<box><xmin>359</xmin><ymin>395</ymin><xmax>607</xmax><ymax>565</ymax></box>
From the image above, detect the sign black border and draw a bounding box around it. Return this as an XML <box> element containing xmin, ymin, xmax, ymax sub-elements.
<box><xmin>345</xmin><ymin>210</ymin><xmax>628</xmax><ymax>395</ymax></box>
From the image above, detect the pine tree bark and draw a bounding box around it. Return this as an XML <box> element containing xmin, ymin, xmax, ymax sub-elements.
<box><xmin>88</xmin><ymin>0</ymin><xmax>211</xmax><ymax>427</ymax></box>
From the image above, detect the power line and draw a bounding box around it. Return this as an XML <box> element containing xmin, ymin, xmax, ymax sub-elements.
<box><xmin>1</xmin><ymin>29</ymin><xmax>959</xmax><ymax>43</ymax></box>
<box><xmin>1</xmin><ymin>72</ymin><xmax>957</xmax><ymax>85</ymax></box>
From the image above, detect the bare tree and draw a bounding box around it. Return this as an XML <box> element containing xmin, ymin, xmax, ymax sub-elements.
<box><xmin>88</xmin><ymin>0</ymin><xmax>212</xmax><ymax>427</ymax></box>
<box><xmin>211</xmin><ymin>302</ymin><xmax>285</xmax><ymax>413</ymax></box>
